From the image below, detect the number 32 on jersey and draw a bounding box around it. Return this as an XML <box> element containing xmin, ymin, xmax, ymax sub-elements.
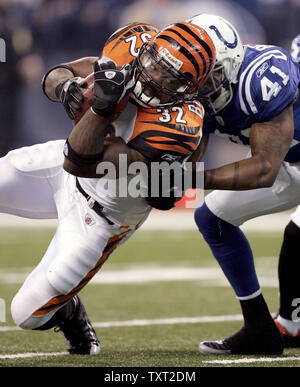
<box><xmin>157</xmin><ymin>102</ymin><xmax>205</xmax><ymax>124</ymax></box>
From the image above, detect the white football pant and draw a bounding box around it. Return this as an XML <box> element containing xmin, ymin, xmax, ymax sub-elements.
<box><xmin>205</xmin><ymin>160</ymin><xmax>300</xmax><ymax>226</ymax></box>
<box><xmin>0</xmin><ymin>140</ymin><xmax>149</xmax><ymax>329</ymax></box>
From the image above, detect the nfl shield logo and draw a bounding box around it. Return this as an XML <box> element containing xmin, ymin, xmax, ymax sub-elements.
<box><xmin>105</xmin><ymin>71</ymin><xmax>116</xmax><ymax>79</ymax></box>
<box><xmin>85</xmin><ymin>213</ymin><xmax>95</xmax><ymax>226</ymax></box>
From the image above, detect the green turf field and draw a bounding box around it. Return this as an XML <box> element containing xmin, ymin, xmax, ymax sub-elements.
<box><xmin>0</xmin><ymin>228</ymin><xmax>299</xmax><ymax>368</ymax></box>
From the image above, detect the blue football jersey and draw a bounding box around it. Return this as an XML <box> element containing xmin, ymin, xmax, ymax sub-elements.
<box><xmin>203</xmin><ymin>45</ymin><xmax>300</xmax><ymax>163</ymax></box>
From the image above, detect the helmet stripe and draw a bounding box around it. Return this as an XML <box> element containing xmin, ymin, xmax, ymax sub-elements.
<box><xmin>156</xmin><ymin>34</ymin><xmax>200</xmax><ymax>78</ymax></box>
<box><xmin>106</xmin><ymin>22</ymin><xmax>143</xmax><ymax>44</ymax></box>
<box><xmin>175</xmin><ymin>23</ymin><xmax>215</xmax><ymax>76</ymax></box>
<box><xmin>166</xmin><ymin>28</ymin><xmax>207</xmax><ymax>78</ymax></box>
<box><xmin>175</xmin><ymin>23</ymin><xmax>214</xmax><ymax>59</ymax></box>
<box><xmin>106</xmin><ymin>23</ymin><xmax>158</xmax><ymax>47</ymax></box>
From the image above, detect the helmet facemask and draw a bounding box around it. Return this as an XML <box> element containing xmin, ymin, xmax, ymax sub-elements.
<box><xmin>132</xmin><ymin>42</ymin><xmax>199</xmax><ymax>108</ymax></box>
<box><xmin>197</xmin><ymin>60</ymin><xmax>234</xmax><ymax>114</ymax></box>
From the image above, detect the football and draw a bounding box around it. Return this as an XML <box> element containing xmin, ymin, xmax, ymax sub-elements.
<box><xmin>71</xmin><ymin>72</ymin><xmax>94</xmax><ymax>125</ymax></box>
<box><xmin>72</xmin><ymin>70</ymin><xmax>130</xmax><ymax>125</ymax></box>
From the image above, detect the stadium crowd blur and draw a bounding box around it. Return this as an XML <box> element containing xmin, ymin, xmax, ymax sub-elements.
<box><xmin>0</xmin><ymin>0</ymin><xmax>299</xmax><ymax>167</ymax></box>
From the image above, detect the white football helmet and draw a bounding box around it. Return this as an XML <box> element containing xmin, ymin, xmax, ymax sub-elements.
<box><xmin>187</xmin><ymin>13</ymin><xmax>245</xmax><ymax>114</ymax></box>
<box><xmin>291</xmin><ymin>33</ymin><xmax>300</xmax><ymax>63</ymax></box>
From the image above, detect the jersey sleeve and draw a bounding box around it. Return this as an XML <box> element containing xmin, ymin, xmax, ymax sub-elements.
<box><xmin>238</xmin><ymin>46</ymin><xmax>300</xmax><ymax>122</ymax></box>
<box><xmin>101</xmin><ymin>23</ymin><xmax>158</xmax><ymax>67</ymax></box>
<box><xmin>127</xmin><ymin>101</ymin><xmax>204</xmax><ymax>163</ymax></box>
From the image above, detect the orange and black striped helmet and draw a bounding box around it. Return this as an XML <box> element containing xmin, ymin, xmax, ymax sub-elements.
<box><xmin>132</xmin><ymin>21</ymin><xmax>216</xmax><ymax>108</ymax></box>
<box><xmin>102</xmin><ymin>22</ymin><xmax>159</xmax><ymax>66</ymax></box>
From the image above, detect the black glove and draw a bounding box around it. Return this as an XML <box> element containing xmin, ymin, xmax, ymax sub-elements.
<box><xmin>145</xmin><ymin>192</ymin><xmax>180</xmax><ymax>211</ymax></box>
<box><xmin>145</xmin><ymin>168</ymin><xmax>184</xmax><ymax>211</ymax></box>
<box><xmin>55</xmin><ymin>77</ymin><xmax>86</xmax><ymax>120</ymax></box>
<box><xmin>92</xmin><ymin>59</ymin><xmax>133</xmax><ymax>117</ymax></box>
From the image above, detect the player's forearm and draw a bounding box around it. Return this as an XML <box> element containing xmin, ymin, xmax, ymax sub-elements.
<box><xmin>43</xmin><ymin>57</ymin><xmax>97</xmax><ymax>101</ymax></box>
<box><xmin>68</xmin><ymin>108</ymin><xmax>109</xmax><ymax>155</ymax></box>
<box><xmin>204</xmin><ymin>154</ymin><xmax>274</xmax><ymax>190</ymax></box>
<box><xmin>66</xmin><ymin>56</ymin><xmax>98</xmax><ymax>77</ymax></box>
<box><xmin>44</xmin><ymin>67</ymin><xmax>74</xmax><ymax>101</ymax></box>
<box><xmin>63</xmin><ymin>108</ymin><xmax>110</xmax><ymax>177</ymax></box>
<box><xmin>204</xmin><ymin>105</ymin><xmax>294</xmax><ymax>191</ymax></box>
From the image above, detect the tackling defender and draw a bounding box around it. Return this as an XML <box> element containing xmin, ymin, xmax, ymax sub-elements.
<box><xmin>271</xmin><ymin>32</ymin><xmax>300</xmax><ymax>347</ymax></box>
<box><xmin>186</xmin><ymin>15</ymin><xmax>300</xmax><ymax>355</ymax></box>
<box><xmin>4</xmin><ymin>22</ymin><xmax>216</xmax><ymax>355</ymax></box>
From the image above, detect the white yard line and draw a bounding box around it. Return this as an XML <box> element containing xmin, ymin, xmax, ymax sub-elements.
<box><xmin>203</xmin><ymin>357</ymin><xmax>300</xmax><ymax>364</ymax></box>
<box><xmin>1</xmin><ymin>352</ymin><xmax>300</xmax><ymax>363</ymax></box>
<box><xmin>0</xmin><ymin>314</ymin><xmax>244</xmax><ymax>332</ymax></box>
<box><xmin>92</xmin><ymin>314</ymin><xmax>244</xmax><ymax>328</ymax></box>
<box><xmin>0</xmin><ymin>326</ymin><xmax>21</xmax><ymax>332</ymax></box>
<box><xmin>0</xmin><ymin>264</ymin><xmax>278</xmax><ymax>287</ymax></box>
<box><xmin>0</xmin><ymin>210</ymin><xmax>292</xmax><ymax>231</ymax></box>
<box><xmin>5</xmin><ymin>314</ymin><xmax>299</xmax><ymax>363</ymax></box>
<box><xmin>0</xmin><ymin>352</ymin><xmax>68</xmax><ymax>359</ymax></box>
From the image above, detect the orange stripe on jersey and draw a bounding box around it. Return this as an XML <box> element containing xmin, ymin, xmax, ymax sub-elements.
<box><xmin>32</xmin><ymin>229</ymin><xmax>131</xmax><ymax>317</ymax></box>
<box><xmin>127</xmin><ymin>102</ymin><xmax>204</xmax><ymax>162</ymax></box>
<box><xmin>146</xmin><ymin>136</ymin><xmax>198</xmax><ymax>151</ymax></box>
<box><xmin>130</xmin><ymin>105</ymin><xmax>202</xmax><ymax>140</ymax></box>
<box><xmin>145</xmin><ymin>141</ymin><xmax>196</xmax><ymax>155</ymax></box>
<box><xmin>102</xmin><ymin>23</ymin><xmax>158</xmax><ymax>67</ymax></box>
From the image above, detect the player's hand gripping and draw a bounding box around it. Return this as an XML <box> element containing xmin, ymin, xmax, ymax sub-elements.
<box><xmin>92</xmin><ymin>59</ymin><xmax>134</xmax><ymax>117</ymax></box>
<box><xmin>145</xmin><ymin>167</ymin><xmax>184</xmax><ymax>211</ymax></box>
<box><xmin>55</xmin><ymin>77</ymin><xmax>87</xmax><ymax>120</ymax></box>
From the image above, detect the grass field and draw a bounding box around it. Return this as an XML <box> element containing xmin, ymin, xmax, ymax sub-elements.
<box><xmin>0</xmin><ymin>227</ymin><xmax>299</xmax><ymax>368</ymax></box>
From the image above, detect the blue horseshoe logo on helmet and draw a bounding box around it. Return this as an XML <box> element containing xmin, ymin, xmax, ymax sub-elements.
<box><xmin>209</xmin><ymin>23</ymin><xmax>238</xmax><ymax>49</ymax></box>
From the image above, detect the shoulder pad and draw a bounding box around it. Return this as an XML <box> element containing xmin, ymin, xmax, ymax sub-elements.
<box><xmin>239</xmin><ymin>46</ymin><xmax>297</xmax><ymax>118</ymax></box>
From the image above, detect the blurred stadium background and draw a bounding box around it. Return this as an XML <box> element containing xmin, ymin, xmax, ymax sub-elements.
<box><xmin>0</xmin><ymin>0</ymin><xmax>299</xmax><ymax>162</ymax></box>
<box><xmin>0</xmin><ymin>0</ymin><xmax>300</xmax><ymax>367</ymax></box>
<box><xmin>0</xmin><ymin>0</ymin><xmax>299</xmax><ymax>213</ymax></box>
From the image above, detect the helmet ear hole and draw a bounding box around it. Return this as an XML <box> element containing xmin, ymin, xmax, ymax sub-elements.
<box><xmin>183</xmin><ymin>72</ymin><xmax>197</xmax><ymax>92</ymax></box>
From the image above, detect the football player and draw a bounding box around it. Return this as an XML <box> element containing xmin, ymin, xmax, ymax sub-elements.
<box><xmin>185</xmin><ymin>15</ymin><xmax>300</xmax><ymax>355</ymax></box>
<box><xmin>271</xmin><ymin>32</ymin><xmax>300</xmax><ymax>348</ymax></box>
<box><xmin>5</xmin><ymin>22</ymin><xmax>216</xmax><ymax>355</ymax></box>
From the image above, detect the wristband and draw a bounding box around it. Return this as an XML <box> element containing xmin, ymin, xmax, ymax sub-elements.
<box><xmin>55</xmin><ymin>82</ymin><xmax>65</xmax><ymax>100</ymax></box>
<box><xmin>42</xmin><ymin>65</ymin><xmax>75</xmax><ymax>101</ymax></box>
<box><xmin>63</xmin><ymin>139</ymin><xmax>104</xmax><ymax>165</ymax></box>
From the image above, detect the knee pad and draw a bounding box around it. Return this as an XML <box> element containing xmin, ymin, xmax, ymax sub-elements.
<box><xmin>47</xmin><ymin>235</ymin><xmax>100</xmax><ymax>295</ymax></box>
<box><xmin>11</xmin><ymin>291</ymin><xmax>58</xmax><ymax>330</ymax></box>
<box><xmin>8</xmin><ymin>140</ymin><xmax>65</xmax><ymax>173</ymax></box>
<box><xmin>11</xmin><ymin>293</ymin><xmax>39</xmax><ymax>330</ymax></box>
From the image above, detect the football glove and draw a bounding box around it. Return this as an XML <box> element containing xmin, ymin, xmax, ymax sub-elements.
<box><xmin>145</xmin><ymin>166</ymin><xmax>184</xmax><ymax>211</ymax></box>
<box><xmin>145</xmin><ymin>190</ymin><xmax>181</xmax><ymax>211</ymax></box>
<box><xmin>145</xmin><ymin>163</ymin><xmax>204</xmax><ymax>210</ymax></box>
<box><xmin>92</xmin><ymin>59</ymin><xmax>134</xmax><ymax>117</ymax></box>
<box><xmin>55</xmin><ymin>77</ymin><xmax>87</xmax><ymax>120</ymax></box>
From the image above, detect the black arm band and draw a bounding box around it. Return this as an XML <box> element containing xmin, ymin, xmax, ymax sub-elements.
<box><xmin>63</xmin><ymin>139</ymin><xmax>104</xmax><ymax>165</ymax></box>
<box><xmin>42</xmin><ymin>64</ymin><xmax>75</xmax><ymax>101</ymax></box>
